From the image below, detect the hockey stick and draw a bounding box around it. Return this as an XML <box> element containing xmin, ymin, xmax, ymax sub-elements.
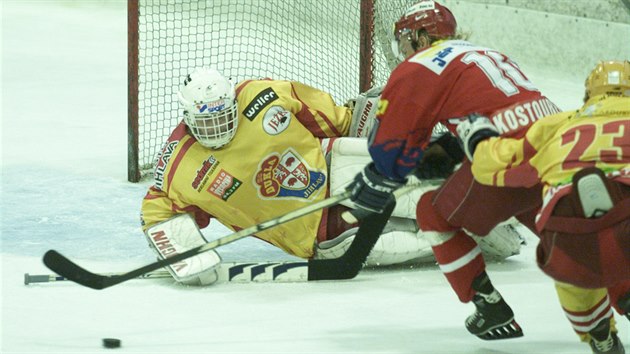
<box><xmin>24</xmin><ymin>270</ymin><xmax>172</xmax><ymax>285</ymax></box>
<box><xmin>39</xmin><ymin>202</ymin><xmax>395</xmax><ymax>287</ymax></box>
<box><xmin>25</xmin><ymin>261</ymin><xmax>311</xmax><ymax>285</ymax></box>
<box><xmin>43</xmin><ymin>191</ymin><xmax>351</xmax><ymax>290</ymax></box>
<box><xmin>307</xmin><ymin>200</ymin><xmax>395</xmax><ymax>280</ymax></box>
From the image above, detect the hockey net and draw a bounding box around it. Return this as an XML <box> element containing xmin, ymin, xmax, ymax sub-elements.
<box><xmin>128</xmin><ymin>0</ymin><xmax>413</xmax><ymax>182</ymax></box>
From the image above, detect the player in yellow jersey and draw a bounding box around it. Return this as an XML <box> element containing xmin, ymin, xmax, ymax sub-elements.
<box><xmin>458</xmin><ymin>60</ymin><xmax>630</xmax><ymax>353</ymax></box>
<box><xmin>140</xmin><ymin>67</ymin><xmax>522</xmax><ymax>287</ymax></box>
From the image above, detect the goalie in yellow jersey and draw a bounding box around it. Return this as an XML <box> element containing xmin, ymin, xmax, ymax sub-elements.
<box><xmin>459</xmin><ymin>60</ymin><xmax>630</xmax><ymax>354</ymax></box>
<box><xmin>139</xmin><ymin>67</ymin><xmax>522</xmax><ymax>287</ymax></box>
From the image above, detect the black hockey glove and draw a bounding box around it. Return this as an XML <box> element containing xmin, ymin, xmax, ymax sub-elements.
<box><xmin>347</xmin><ymin>162</ymin><xmax>406</xmax><ymax>213</ymax></box>
<box><xmin>415</xmin><ymin>134</ymin><xmax>463</xmax><ymax>179</ymax></box>
<box><xmin>433</xmin><ymin>133</ymin><xmax>465</xmax><ymax>163</ymax></box>
<box><xmin>456</xmin><ymin>113</ymin><xmax>500</xmax><ymax>160</ymax></box>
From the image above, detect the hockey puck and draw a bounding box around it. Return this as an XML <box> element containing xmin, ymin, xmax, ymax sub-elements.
<box><xmin>102</xmin><ymin>338</ymin><xmax>121</xmax><ymax>349</ymax></box>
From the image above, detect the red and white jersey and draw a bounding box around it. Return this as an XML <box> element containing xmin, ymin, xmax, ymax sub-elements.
<box><xmin>370</xmin><ymin>40</ymin><xmax>560</xmax><ymax>180</ymax></box>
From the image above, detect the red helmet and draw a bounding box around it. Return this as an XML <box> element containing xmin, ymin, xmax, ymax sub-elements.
<box><xmin>394</xmin><ymin>0</ymin><xmax>457</xmax><ymax>40</ymax></box>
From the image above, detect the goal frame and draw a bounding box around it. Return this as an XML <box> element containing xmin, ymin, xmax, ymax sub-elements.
<box><xmin>127</xmin><ymin>0</ymin><xmax>377</xmax><ymax>182</ymax></box>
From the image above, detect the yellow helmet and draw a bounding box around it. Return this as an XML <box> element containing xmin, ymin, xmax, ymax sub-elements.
<box><xmin>584</xmin><ymin>60</ymin><xmax>630</xmax><ymax>101</ymax></box>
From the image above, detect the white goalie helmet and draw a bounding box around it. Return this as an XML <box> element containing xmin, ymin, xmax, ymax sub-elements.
<box><xmin>178</xmin><ymin>67</ymin><xmax>238</xmax><ymax>149</ymax></box>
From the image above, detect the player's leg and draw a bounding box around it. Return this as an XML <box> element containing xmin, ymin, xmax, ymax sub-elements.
<box><xmin>555</xmin><ymin>282</ymin><xmax>625</xmax><ymax>353</ymax></box>
<box><xmin>417</xmin><ymin>162</ymin><xmax>540</xmax><ymax>340</ymax></box>
<box><xmin>417</xmin><ymin>191</ymin><xmax>522</xmax><ymax>340</ymax></box>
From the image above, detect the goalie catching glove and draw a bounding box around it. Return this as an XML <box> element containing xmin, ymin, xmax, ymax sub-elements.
<box><xmin>346</xmin><ymin>86</ymin><xmax>383</xmax><ymax>137</ymax></box>
<box><xmin>348</xmin><ymin>162</ymin><xmax>406</xmax><ymax>213</ymax></box>
<box><xmin>455</xmin><ymin>114</ymin><xmax>499</xmax><ymax>160</ymax></box>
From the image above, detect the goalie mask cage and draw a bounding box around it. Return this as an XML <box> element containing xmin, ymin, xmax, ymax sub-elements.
<box><xmin>128</xmin><ymin>0</ymin><xmax>413</xmax><ymax>182</ymax></box>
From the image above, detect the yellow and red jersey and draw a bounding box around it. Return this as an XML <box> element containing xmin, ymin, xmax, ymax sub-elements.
<box><xmin>471</xmin><ymin>94</ymin><xmax>630</xmax><ymax>229</ymax></box>
<box><xmin>141</xmin><ymin>79</ymin><xmax>351</xmax><ymax>258</ymax></box>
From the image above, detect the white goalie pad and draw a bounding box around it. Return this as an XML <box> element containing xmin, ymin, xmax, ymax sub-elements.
<box><xmin>328</xmin><ymin>137</ymin><xmax>439</xmax><ymax>219</ymax></box>
<box><xmin>314</xmin><ymin>217</ymin><xmax>434</xmax><ymax>266</ymax></box>
<box><xmin>468</xmin><ymin>223</ymin><xmax>524</xmax><ymax>261</ymax></box>
<box><xmin>145</xmin><ymin>214</ymin><xmax>221</xmax><ymax>286</ymax></box>
<box><xmin>348</xmin><ymin>86</ymin><xmax>383</xmax><ymax>138</ymax></box>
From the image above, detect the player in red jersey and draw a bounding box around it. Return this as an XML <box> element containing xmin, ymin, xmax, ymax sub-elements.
<box><xmin>348</xmin><ymin>0</ymin><xmax>561</xmax><ymax>340</ymax></box>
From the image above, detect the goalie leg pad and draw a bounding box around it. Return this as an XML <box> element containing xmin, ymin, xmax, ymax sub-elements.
<box><xmin>315</xmin><ymin>217</ymin><xmax>435</xmax><ymax>265</ymax></box>
<box><xmin>468</xmin><ymin>224</ymin><xmax>523</xmax><ymax>261</ymax></box>
<box><xmin>145</xmin><ymin>214</ymin><xmax>221</xmax><ymax>286</ymax></box>
<box><xmin>314</xmin><ymin>227</ymin><xmax>358</xmax><ymax>260</ymax></box>
<box><xmin>365</xmin><ymin>229</ymin><xmax>435</xmax><ymax>266</ymax></box>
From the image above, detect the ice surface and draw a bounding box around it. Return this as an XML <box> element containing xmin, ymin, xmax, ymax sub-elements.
<box><xmin>1</xmin><ymin>1</ymin><xmax>627</xmax><ymax>353</ymax></box>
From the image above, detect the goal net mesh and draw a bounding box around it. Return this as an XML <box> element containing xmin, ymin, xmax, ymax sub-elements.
<box><xmin>129</xmin><ymin>0</ymin><xmax>414</xmax><ymax>181</ymax></box>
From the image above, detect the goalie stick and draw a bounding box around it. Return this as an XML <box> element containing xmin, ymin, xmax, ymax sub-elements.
<box><xmin>25</xmin><ymin>261</ymin><xmax>309</xmax><ymax>285</ymax></box>
<box><xmin>41</xmin><ymin>202</ymin><xmax>394</xmax><ymax>287</ymax></box>
<box><xmin>43</xmin><ymin>185</ymin><xmax>406</xmax><ymax>290</ymax></box>
<box><xmin>43</xmin><ymin>191</ymin><xmax>352</xmax><ymax>290</ymax></box>
<box><xmin>25</xmin><ymin>270</ymin><xmax>171</xmax><ymax>284</ymax></box>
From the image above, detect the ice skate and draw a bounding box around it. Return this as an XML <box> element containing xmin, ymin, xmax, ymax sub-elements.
<box><xmin>465</xmin><ymin>272</ymin><xmax>523</xmax><ymax>340</ymax></box>
<box><xmin>465</xmin><ymin>291</ymin><xmax>524</xmax><ymax>340</ymax></box>
<box><xmin>588</xmin><ymin>319</ymin><xmax>625</xmax><ymax>354</ymax></box>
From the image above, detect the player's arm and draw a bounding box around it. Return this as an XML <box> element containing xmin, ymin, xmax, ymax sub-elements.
<box><xmin>348</xmin><ymin>67</ymin><xmax>438</xmax><ymax>212</ymax></box>
<box><xmin>141</xmin><ymin>187</ymin><xmax>219</xmax><ymax>286</ymax></box>
<box><xmin>289</xmin><ymin>81</ymin><xmax>352</xmax><ymax>138</ymax></box>
<box><xmin>458</xmin><ymin>112</ymin><xmax>569</xmax><ymax>187</ymax></box>
<box><xmin>141</xmin><ymin>186</ymin><xmax>211</xmax><ymax>232</ymax></box>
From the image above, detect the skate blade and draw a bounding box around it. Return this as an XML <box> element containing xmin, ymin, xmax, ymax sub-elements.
<box><xmin>477</xmin><ymin>320</ymin><xmax>524</xmax><ymax>341</ymax></box>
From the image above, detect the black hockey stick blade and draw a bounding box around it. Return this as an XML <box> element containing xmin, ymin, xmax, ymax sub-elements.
<box><xmin>307</xmin><ymin>200</ymin><xmax>395</xmax><ymax>280</ymax></box>
<box><xmin>43</xmin><ymin>250</ymin><xmax>117</xmax><ymax>289</ymax></box>
<box><xmin>43</xmin><ymin>191</ymin><xmax>351</xmax><ymax>290</ymax></box>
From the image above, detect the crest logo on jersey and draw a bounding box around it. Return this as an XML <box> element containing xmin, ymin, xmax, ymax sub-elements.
<box><xmin>191</xmin><ymin>156</ymin><xmax>220</xmax><ymax>191</ymax></box>
<box><xmin>243</xmin><ymin>87</ymin><xmax>278</xmax><ymax>121</ymax></box>
<box><xmin>254</xmin><ymin>149</ymin><xmax>326</xmax><ymax>200</ymax></box>
<box><xmin>207</xmin><ymin>169</ymin><xmax>242</xmax><ymax>201</ymax></box>
<box><xmin>154</xmin><ymin>140</ymin><xmax>179</xmax><ymax>191</ymax></box>
<box><xmin>262</xmin><ymin>106</ymin><xmax>291</xmax><ymax>135</ymax></box>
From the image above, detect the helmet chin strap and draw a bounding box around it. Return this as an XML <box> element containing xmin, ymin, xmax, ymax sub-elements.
<box><xmin>411</xmin><ymin>30</ymin><xmax>431</xmax><ymax>52</ymax></box>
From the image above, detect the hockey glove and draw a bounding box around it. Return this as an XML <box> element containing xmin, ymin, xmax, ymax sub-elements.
<box><xmin>415</xmin><ymin>134</ymin><xmax>462</xmax><ymax>179</ymax></box>
<box><xmin>348</xmin><ymin>162</ymin><xmax>406</xmax><ymax>213</ymax></box>
<box><xmin>456</xmin><ymin>114</ymin><xmax>499</xmax><ymax>160</ymax></box>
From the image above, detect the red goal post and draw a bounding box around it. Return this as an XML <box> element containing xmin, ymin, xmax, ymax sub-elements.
<box><xmin>128</xmin><ymin>0</ymin><xmax>409</xmax><ymax>182</ymax></box>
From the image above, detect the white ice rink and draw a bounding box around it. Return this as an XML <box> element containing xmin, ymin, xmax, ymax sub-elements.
<box><xmin>1</xmin><ymin>1</ymin><xmax>628</xmax><ymax>353</ymax></box>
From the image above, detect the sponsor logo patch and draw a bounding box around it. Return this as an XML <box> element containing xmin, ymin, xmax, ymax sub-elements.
<box><xmin>195</xmin><ymin>99</ymin><xmax>227</xmax><ymax>114</ymax></box>
<box><xmin>207</xmin><ymin>169</ymin><xmax>242</xmax><ymax>201</ymax></box>
<box><xmin>243</xmin><ymin>87</ymin><xmax>278</xmax><ymax>121</ymax></box>
<box><xmin>262</xmin><ymin>106</ymin><xmax>291</xmax><ymax>135</ymax></box>
<box><xmin>154</xmin><ymin>140</ymin><xmax>179</xmax><ymax>190</ymax></box>
<box><xmin>254</xmin><ymin>149</ymin><xmax>326</xmax><ymax>200</ymax></box>
<box><xmin>191</xmin><ymin>156</ymin><xmax>219</xmax><ymax>191</ymax></box>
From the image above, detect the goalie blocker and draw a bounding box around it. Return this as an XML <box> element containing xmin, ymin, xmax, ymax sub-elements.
<box><xmin>145</xmin><ymin>214</ymin><xmax>221</xmax><ymax>285</ymax></box>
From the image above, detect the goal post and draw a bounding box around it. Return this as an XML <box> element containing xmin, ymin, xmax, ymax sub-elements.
<box><xmin>128</xmin><ymin>0</ymin><xmax>409</xmax><ymax>182</ymax></box>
